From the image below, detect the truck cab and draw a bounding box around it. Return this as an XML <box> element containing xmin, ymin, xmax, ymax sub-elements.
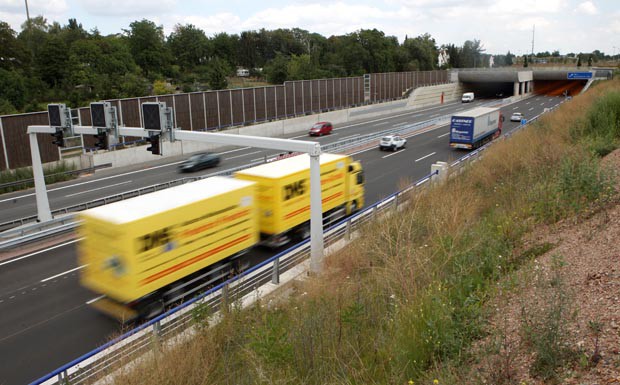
<box><xmin>346</xmin><ymin>161</ymin><xmax>364</xmax><ymax>214</ymax></box>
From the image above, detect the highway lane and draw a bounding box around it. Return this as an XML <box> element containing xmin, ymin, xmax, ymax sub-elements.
<box><xmin>0</xmin><ymin>99</ymin><xmax>491</xmax><ymax>224</ymax></box>
<box><xmin>0</xmin><ymin>95</ymin><xmax>564</xmax><ymax>384</ymax></box>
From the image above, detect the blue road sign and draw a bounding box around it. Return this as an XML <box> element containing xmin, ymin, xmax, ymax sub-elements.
<box><xmin>567</xmin><ymin>72</ymin><xmax>593</xmax><ymax>80</ymax></box>
<box><xmin>521</xmin><ymin>118</ymin><xmax>527</xmax><ymax>126</ymax></box>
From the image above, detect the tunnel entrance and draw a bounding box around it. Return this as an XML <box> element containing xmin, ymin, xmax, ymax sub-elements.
<box><xmin>461</xmin><ymin>82</ymin><xmax>515</xmax><ymax>98</ymax></box>
<box><xmin>533</xmin><ymin>80</ymin><xmax>587</xmax><ymax>96</ymax></box>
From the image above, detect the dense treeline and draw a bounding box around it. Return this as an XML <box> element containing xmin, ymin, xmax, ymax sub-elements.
<box><xmin>0</xmin><ymin>16</ymin><xmax>608</xmax><ymax>115</ymax></box>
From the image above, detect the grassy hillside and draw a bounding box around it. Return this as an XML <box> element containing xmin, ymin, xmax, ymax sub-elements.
<box><xmin>110</xmin><ymin>79</ymin><xmax>620</xmax><ymax>385</ymax></box>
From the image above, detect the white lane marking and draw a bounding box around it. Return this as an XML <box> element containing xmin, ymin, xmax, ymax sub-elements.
<box><xmin>225</xmin><ymin>150</ymin><xmax>262</xmax><ymax>160</ymax></box>
<box><xmin>288</xmin><ymin>133</ymin><xmax>308</xmax><ymax>139</ymax></box>
<box><xmin>41</xmin><ymin>265</ymin><xmax>85</xmax><ymax>282</ymax></box>
<box><xmin>0</xmin><ymin>147</ymin><xmax>258</xmax><ymax>203</ymax></box>
<box><xmin>415</xmin><ymin>152</ymin><xmax>436</xmax><ymax>162</ymax></box>
<box><xmin>0</xmin><ymin>239</ymin><xmax>82</xmax><ymax>267</ymax></box>
<box><xmin>513</xmin><ymin>106</ymin><xmax>519</xmax><ymax>110</ymax></box>
<box><xmin>437</xmin><ymin>132</ymin><xmax>450</xmax><ymax>138</ymax></box>
<box><xmin>250</xmin><ymin>157</ymin><xmax>264</xmax><ymax>162</ymax></box>
<box><xmin>393</xmin><ymin>122</ymin><xmax>408</xmax><ymax>127</ymax></box>
<box><xmin>219</xmin><ymin>146</ymin><xmax>252</xmax><ymax>155</ymax></box>
<box><xmin>382</xmin><ymin>150</ymin><xmax>406</xmax><ymax>159</ymax></box>
<box><xmin>86</xmin><ymin>295</ymin><xmax>105</xmax><ymax>305</ymax></box>
<box><xmin>525</xmin><ymin>102</ymin><xmax>530</xmax><ymax>105</ymax></box>
<box><xmin>540</xmin><ymin>102</ymin><xmax>545</xmax><ymax>106</ymax></box>
<box><xmin>373</xmin><ymin>123</ymin><xmax>384</xmax><ymax>127</ymax></box>
<box><xmin>529</xmin><ymin>107</ymin><xmax>534</xmax><ymax>111</ymax></box>
<box><xmin>430</xmin><ymin>114</ymin><xmax>440</xmax><ymax>118</ymax></box>
<box><xmin>340</xmin><ymin>134</ymin><xmax>360</xmax><ymax>140</ymax></box>
<box><xmin>65</xmin><ymin>180</ymin><xmax>133</xmax><ymax>198</ymax></box>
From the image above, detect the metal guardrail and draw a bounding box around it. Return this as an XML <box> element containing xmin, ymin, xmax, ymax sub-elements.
<box><xmin>29</xmin><ymin>97</ymin><xmax>567</xmax><ymax>385</ymax></box>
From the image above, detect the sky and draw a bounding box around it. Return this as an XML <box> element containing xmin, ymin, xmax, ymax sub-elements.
<box><xmin>1</xmin><ymin>0</ymin><xmax>618</xmax><ymax>56</ymax></box>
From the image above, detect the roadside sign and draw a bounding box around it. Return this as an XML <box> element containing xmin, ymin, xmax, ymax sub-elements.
<box><xmin>521</xmin><ymin>118</ymin><xmax>527</xmax><ymax>125</ymax></box>
<box><xmin>567</xmin><ymin>72</ymin><xmax>592</xmax><ymax>80</ymax></box>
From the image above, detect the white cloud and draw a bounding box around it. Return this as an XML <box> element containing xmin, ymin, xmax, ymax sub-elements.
<box><xmin>168</xmin><ymin>13</ymin><xmax>242</xmax><ymax>36</ymax></box>
<box><xmin>79</xmin><ymin>0</ymin><xmax>176</xmax><ymax>17</ymax></box>
<box><xmin>489</xmin><ymin>0</ymin><xmax>566</xmax><ymax>14</ymax></box>
<box><xmin>576</xmin><ymin>1</ymin><xmax>598</xmax><ymax>15</ymax></box>
<box><xmin>241</xmin><ymin>2</ymin><xmax>416</xmax><ymax>37</ymax></box>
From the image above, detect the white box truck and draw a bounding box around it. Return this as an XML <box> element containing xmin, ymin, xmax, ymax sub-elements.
<box><xmin>449</xmin><ymin>107</ymin><xmax>503</xmax><ymax>149</ymax></box>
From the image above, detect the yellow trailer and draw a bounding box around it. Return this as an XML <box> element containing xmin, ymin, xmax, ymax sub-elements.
<box><xmin>78</xmin><ymin>176</ymin><xmax>257</xmax><ymax>321</ymax></box>
<box><xmin>234</xmin><ymin>153</ymin><xmax>364</xmax><ymax>247</ymax></box>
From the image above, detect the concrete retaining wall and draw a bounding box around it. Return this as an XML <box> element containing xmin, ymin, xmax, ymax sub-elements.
<box><xmin>407</xmin><ymin>83</ymin><xmax>465</xmax><ymax>108</ymax></box>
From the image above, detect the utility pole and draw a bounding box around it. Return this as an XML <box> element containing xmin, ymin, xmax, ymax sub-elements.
<box><xmin>531</xmin><ymin>25</ymin><xmax>535</xmax><ymax>57</ymax></box>
<box><xmin>24</xmin><ymin>0</ymin><xmax>31</xmax><ymax>26</ymax></box>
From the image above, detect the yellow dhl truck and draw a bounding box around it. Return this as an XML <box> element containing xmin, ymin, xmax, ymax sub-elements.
<box><xmin>78</xmin><ymin>176</ymin><xmax>258</xmax><ymax>321</ymax></box>
<box><xmin>79</xmin><ymin>154</ymin><xmax>364</xmax><ymax>321</ymax></box>
<box><xmin>235</xmin><ymin>153</ymin><xmax>364</xmax><ymax>247</ymax></box>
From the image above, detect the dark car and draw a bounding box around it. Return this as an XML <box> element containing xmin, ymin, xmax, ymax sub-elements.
<box><xmin>309</xmin><ymin>121</ymin><xmax>333</xmax><ymax>136</ymax></box>
<box><xmin>178</xmin><ymin>152</ymin><xmax>221</xmax><ymax>172</ymax></box>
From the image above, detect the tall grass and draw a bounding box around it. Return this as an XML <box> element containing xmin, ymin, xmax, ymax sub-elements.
<box><xmin>111</xmin><ymin>79</ymin><xmax>620</xmax><ymax>385</ymax></box>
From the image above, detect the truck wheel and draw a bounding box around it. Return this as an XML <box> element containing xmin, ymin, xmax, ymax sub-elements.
<box><xmin>350</xmin><ymin>201</ymin><xmax>358</xmax><ymax>213</ymax></box>
<box><xmin>295</xmin><ymin>224</ymin><xmax>311</xmax><ymax>242</ymax></box>
<box><xmin>142</xmin><ymin>300</ymin><xmax>164</xmax><ymax>320</ymax></box>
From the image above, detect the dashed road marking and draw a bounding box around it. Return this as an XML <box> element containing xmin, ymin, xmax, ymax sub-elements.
<box><xmin>415</xmin><ymin>152</ymin><xmax>436</xmax><ymax>162</ymax></box>
<box><xmin>0</xmin><ymin>239</ymin><xmax>82</xmax><ymax>267</ymax></box>
<box><xmin>41</xmin><ymin>266</ymin><xmax>85</xmax><ymax>283</ymax></box>
<box><xmin>66</xmin><ymin>180</ymin><xmax>133</xmax><ymax>198</ymax></box>
<box><xmin>382</xmin><ymin>150</ymin><xmax>406</xmax><ymax>159</ymax></box>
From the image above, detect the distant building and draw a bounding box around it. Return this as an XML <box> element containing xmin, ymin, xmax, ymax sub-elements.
<box><xmin>438</xmin><ymin>49</ymin><xmax>449</xmax><ymax>67</ymax></box>
<box><xmin>236</xmin><ymin>68</ymin><xmax>250</xmax><ymax>77</ymax></box>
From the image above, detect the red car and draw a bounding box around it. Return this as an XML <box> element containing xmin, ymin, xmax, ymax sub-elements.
<box><xmin>309</xmin><ymin>122</ymin><xmax>333</xmax><ymax>136</ymax></box>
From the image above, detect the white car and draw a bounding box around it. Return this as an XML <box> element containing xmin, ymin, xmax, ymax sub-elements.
<box><xmin>379</xmin><ymin>135</ymin><xmax>406</xmax><ymax>151</ymax></box>
<box><xmin>510</xmin><ymin>112</ymin><xmax>523</xmax><ymax>122</ymax></box>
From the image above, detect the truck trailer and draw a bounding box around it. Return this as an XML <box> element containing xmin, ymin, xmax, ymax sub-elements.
<box><xmin>449</xmin><ymin>107</ymin><xmax>503</xmax><ymax>150</ymax></box>
<box><xmin>79</xmin><ymin>153</ymin><xmax>364</xmax><ymax>321</ymax></box>
<box><xmin>235</xmin><ymin>153</ymin><xmax>364</xmax><ymax>247</ymax></box>
<box><xmin>78</xmin><ymin>176</ymin><xmax>258</xmax><ymax>321</ymax></box>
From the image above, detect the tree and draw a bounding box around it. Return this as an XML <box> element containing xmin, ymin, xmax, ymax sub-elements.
<box><xmin>210</xmin><ymin>33</ymin><xmax>239</xmax><ymax>68</ymax></box>
<box><xmin>403</xmin><ymin>33</ymin><xmax>438</xmax><ymax>70</ymax></box>
<box><xmin>168</xmin><ymin>24</ymin><xmax>209</xmax><ymax>71</ymax></box>
<box><xmin>524</xmin><ymin>55</ymin><xmax>528</xmax><ymax>67</ymax></box>
<box><xmin>287</xmin><ymin>54</ymin><xmax>316</xmax><ymax>80</ymax></box>
<box><xmin>577</xmin><ymin>55</ymin><xmax>582</xmax><ymax>67</ymax></box>
<box><xmin>459</xmin><ymin>39</ymin><xmax>485</xmax><ymax>68</ymax></box>
<box><xmin>264</xmin><ymin>53</ymin><xmax>289</xmax><ymax>84</ymax></box>
<box><xmin>0</xmin><ymin>68</ymin><xmax>26</xmax><ymax>110</ymax></box>
<box><xmin>124</xmin><ymin>19</ymin><xmax>169</xmax><ymax>78</ymax></box>
<box><xmin>587</xmin><ymin>55</ymin><xmax>593</xmax><ymax>67</ymax></box>
<box><xmin>0</xmin><ymin>22</ymin><xmax>27</xmax><ymax>70</ymax></box>
<box><xmin>207</xmin><ymin>57</ymin><xmax>230</xmax><ymax>90</ymax></box>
